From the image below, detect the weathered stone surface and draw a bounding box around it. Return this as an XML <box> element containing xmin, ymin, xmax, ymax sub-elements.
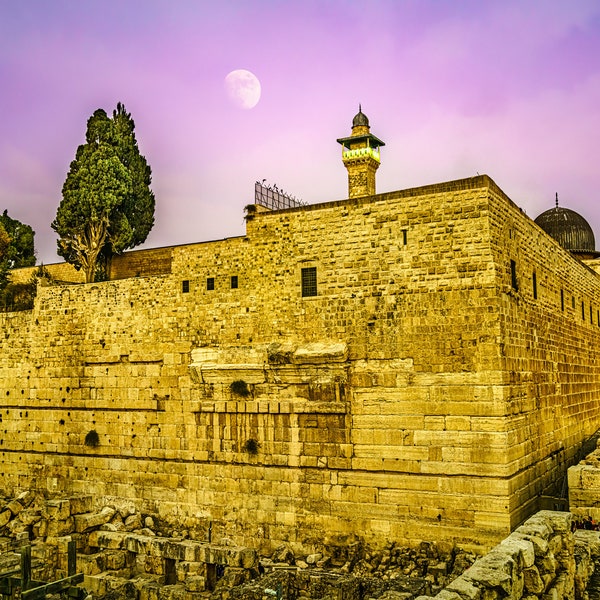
<box><xmin>4</xmin><ymin>174</ymin><xmax>600</xmax><ymax>553</ymax></box>
<box><xmin>46</xmin><ymin>516</ymin><xmax>74</xmax><ymax>537</ymax></box>
<box><xmin>523</xmin><ymin>565</ymin><xmax>545</xmax><ymax>594</ymax></box>
<box><xmin>68</xmin><ymin>495</ymin><xmax>93</xmax><ymax>515</ymax></box>
<box><xmin>445</xmin><ymin>577</ymin><xmax>482</xmax><ymax>600</ymax></box>
<box><xmin>74</xmin><ymin>507</ymin><xmax>116</xmax><ymax>532</ymax></box>
<box><xmin>124</xmin><ymin>513</ymin><xmax>142</xmax><ymax>531</ymax></box>
<box><xmin>6</xmin><ymin>499</ymin><xmax>24</xmax><ymax>517</ymax></box>
<box><xmin>89</xmin><ymin>529</ymin><xmax>126</xmax><ymax>549</ymax></box>
<box><xmin>512</xmin><ymin>533</ymin><xmax>550</xmax><ymax>558</ymax></box>
<box><xmin>46</xmin><ymin>500</ymin><xmax>71</xmax><ymax>521</ymax></box>
<box><xmin>0</xmin><ymin>510</ymin><xmax>11</xmax><ymax>528</ymax></box>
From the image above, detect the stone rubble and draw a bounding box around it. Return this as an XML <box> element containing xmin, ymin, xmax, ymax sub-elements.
<box><xmin>3</xmin><ymin>494</ymin><xmax>599</xmax><ymax>600</ymax></box>
<box><xmin>0</xmin><ymin>492</ymin><xmax>476</xmax><ymax>599</ymax></box>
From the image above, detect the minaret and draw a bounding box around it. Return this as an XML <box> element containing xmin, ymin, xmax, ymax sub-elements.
<box><xmin>336</xmin><ymin>106</ymin><xmax>385</xmax><ymax>199</ymax></box>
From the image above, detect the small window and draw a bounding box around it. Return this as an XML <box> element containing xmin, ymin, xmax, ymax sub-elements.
<box><xmin>582</xmin><ymin>301</ymin><xmax>585</xmax><ymax>320</ymax></box>
<box><xmin>572</xmin><ymin>296</ymin><xmax>576</xmax><ymax>309</ymax></box>
<box><xmin>182</xmin><ymin>280</ymin><xmax>190</xmax><ymax>293</ymax></box>
<box><xmin>532</xmin><ymin>272</ymin><xmax>537</xmax><ymax>300</ymax></box>
<box><xmin>207</xmin><ymin>277</ymin><xmax>215</xmax><ymax>291</ymax></box>
<box><xmin>560</xmin><ymin>289</ymin><xmax>564</xmax><ymax>311</ymax></box>
<box><xmin>510</xmin><ymin>260</ymin><xmax>518</xmax><ymax>291</ymax></box>
<box><xmin>231</xmin><ymin>275</ymin><xmax>238</xmax><ymax>289</ymax></box>
<box><xmin>301</xmin><ymin>267</ymin><xmax>317</xmax><ymax>297</ymax></box>
<box><xmin>402</xmin><ymin>230</ymin><xmax>408</xmax><ymax>246</ymax></box>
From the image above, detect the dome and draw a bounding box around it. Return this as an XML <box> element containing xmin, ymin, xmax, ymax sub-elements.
<box><xmin>534</xmin><ymin>204</ymin><xmax>597</xmax><ymax>255</ymax></box>
<box><xmin>352</xmin><ymin>106</ymin><xmax>369</xmax><ymax>128</ymax></box>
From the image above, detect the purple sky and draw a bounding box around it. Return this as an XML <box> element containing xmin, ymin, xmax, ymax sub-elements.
<box><xmin>1</xmin><ymin>0</ymin><xmax>600</xmax><ymax>264</ymax></box>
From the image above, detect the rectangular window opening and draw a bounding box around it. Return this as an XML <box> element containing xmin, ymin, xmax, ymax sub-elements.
<box><xmin>582</xmin><ymin>301</ymin><xmax>585</xmax><ymax>320</ymax></box>
<box><xmin>182</xmin><ymin>280</ymin><xmax>190</xmax><ymax>294</ymax></box>
<box><xmin>402</xmin><ymin>229</ymin><xmax>408</xmax><ymax>246</ymax></box>
<box><xmin>510</xmin><ymin>260</ymin><xmax>518</xmax><ymax>291</ymax></box>
<box><xmin>532</xmin><ymin>272</ymin><xmax>537</xmax><ymax>300</ymax></box>
<box><xmin>231</xmin><ymin>275</ymin><xmax>238</xmax><ymax>289</ymax></box>
<box><xmin>207</xmin><ymin>277</ymin><xmax>215</xmax><ymax>291</ymax></box>
<box><xmin>301</xmin><ymin>267</ymin><xmax>317</xmax><ymax>297</ymax></box>
<box><xmin>560</xmin><ymin>289</ymin><xmax>564</xmax><ymax>311</ymax></box>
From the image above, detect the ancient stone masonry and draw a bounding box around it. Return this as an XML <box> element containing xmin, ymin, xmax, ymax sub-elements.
<box><xmin>3</xmin><ymin>175</ymin><xmax>600</xmax><ymax>554</ymax></box>
<box><xmin>1</xmin><ymin>494</ymin><xmax>598</xmax><ymax>600</ymax></box>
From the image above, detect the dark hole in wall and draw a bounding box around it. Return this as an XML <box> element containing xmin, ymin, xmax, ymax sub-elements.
<box><xmin>164</xmin><ymin>558</ymin><xmax>176</xmax><ymax>585</ymax></box>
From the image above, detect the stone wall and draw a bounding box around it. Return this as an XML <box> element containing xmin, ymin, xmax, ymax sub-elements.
<box><xmin>2</xmin><ymin>175</ymin><xmax>600</xmax><ymax>553</ymax></box>
<box><xmin>568</xmin><ymin>445</ymin><xmax>600</xmax><ymax>521</ymax></box>
<box><xmin>419</xmin><ymin>511</ymin><xmax>600</xmax><ymax>600</ymax></box>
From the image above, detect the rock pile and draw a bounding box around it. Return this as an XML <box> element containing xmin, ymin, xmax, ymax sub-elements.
<box><xmin>0</xmin><ymin>492</ymin><xmax>477</xmax><ymax>600</ymax></box>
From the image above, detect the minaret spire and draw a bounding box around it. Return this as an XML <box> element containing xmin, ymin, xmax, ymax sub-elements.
<box><xmin>336</xmin><ymin>107</ymin><xmax>385</xmax><ymax>199</ymax></box>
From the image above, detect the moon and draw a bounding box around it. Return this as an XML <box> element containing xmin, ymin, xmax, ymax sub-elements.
<box><xmin>225</xmin><ymin>69</ymin><xmax>261</xmax><ymax>109</ymax></box>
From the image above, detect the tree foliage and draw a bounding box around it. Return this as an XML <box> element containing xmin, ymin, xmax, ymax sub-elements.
<box><xmin>52</xmin><ymin>103</ymin><xmax>155</xmax><ymax>282</ymax></box>
<box><xmin>0</xmin><ymin>210</ymin><xmax>36</xmax><ymax>269</ymax></box>
<box><xmin>0</xmin><ymin>222</ymin><xmax>10</xmax><ymax>288</ymax></box>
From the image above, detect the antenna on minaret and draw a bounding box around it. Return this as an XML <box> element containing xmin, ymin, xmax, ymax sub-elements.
<box><xmin>555</xmin><ymin>192</ymin><xmax>559</xmax><ymax>208</ymax></box>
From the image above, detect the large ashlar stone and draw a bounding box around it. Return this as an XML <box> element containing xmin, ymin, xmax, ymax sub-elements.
<box><xmin>445</xmin><ymin>576</ymin><xmax>482</xmax><ymax>600</ymax></box>
<box><xmin>498</xmin><ymin>538</ymin><xmax>535</xmax><ymax>569</ymax></box>
<box><xmin>74</xmin><ymin>506</ymin><xmax>116</xmax><ymax>532</ymax></box>
<box><xmin>88</xmin><ymin>529</ymin><xmax>127</xmax><ymax>550</ymax></box>
<box><xmin>462</xmin><ymin>552</ymin><xmax>514</xmax><ymax>595</ymax></box>
<box><xmin>0</xmin><ymin>509</ymin><xmax>11</xmax><ymax>528</ymax></box>
<box><xmin>6</xmin><ymin>499</ymin><xmax>24</xmax><ymax>517</ymax></box>
<box><xmin>46</xmin><ymin>499</ymin><xmax>71</xmax><ymax>521</ymax></box>
<box><xmin>523</xmin><ymin>565</ymin><xmax>544</xmax><ymax>594</ymax></box>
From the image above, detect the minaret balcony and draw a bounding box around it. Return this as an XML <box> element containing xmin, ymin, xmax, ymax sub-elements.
<box><xmin>342</xmin><ymin>147</ymin><xmax>381</xmax><ymax>163</ymax></box>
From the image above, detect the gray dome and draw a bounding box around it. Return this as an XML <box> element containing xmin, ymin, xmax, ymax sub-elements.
<box><xmin>534</xmin><ymin>206</ymin><xmax>596</xmax><ymax>254</ymax></box>
<box><xmin>352</xmin><ymin>106</ymin><xmax>369</xmax><ymax>128</ymax></box>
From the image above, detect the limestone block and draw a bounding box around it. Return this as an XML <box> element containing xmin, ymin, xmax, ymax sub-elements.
<box><xmin>523</xmin><ymin>565</ymin><xmax>544</xmax><ymax>594</ymax></box>
<box><xmin>293</xmin><ymin>342</ymin><xmax>348</xmax><ymax>364</ymax></box>
<box><xmin>6</xmin><ymin>499</ymin><xmax>24</xmax><ymax>517</ymax></box>
<box><xmin>175</xmin><ymin>560</ymin><xmax>205</xmax><ymax>583</ymax></box>
<box><xmin>536</xmin><ymin>553</ymin><xmax>558</xmax><ymax>577</ymax></box>
<box><xmin>77</xmin><ymin>552</ymin><xmax>105</xmax><ymax>576</ymax></box>
<box><xmin>46</xmin><ymin>516</ymin><xmax>74</xmax><ymax>537</ymax></box>
<box><xmin>512</xmin><ymin>533</ymin><xmax>549</xmax><ymax>557</ymax></box>
<box><xmin>0</xmin><ymin>509</ymin><xmax>11</xmax><ymax>528</ymax></box>
<box><xmin>83</xmin><ymin>573</ymin><xmax>110</xmax><ymax>596</ymax></box>
<box><xmin>498</xmin><ymin>538</ymin><xmax>535</xmax><ymax>569</ymax></box>
<box><xmin>163</xmin><ymin>540</ymin><xmax>187</xmax><ymax>560</ymax></box>
<box><xmin>17</xmin><ymin>507</ymin><xmax>41</xmax><ymax>526</ymax></box>
<box><xmin>32</xmin><ymin>519</ymin><xmax>48</xmax><ymax>538</ymax></box>
<box><xmin>16</xmin><ymin>490</ymin><xmax>37</xmax><ymax>508</ymax></box>
<box><xmin>46</xmin><ymin>499</ymin><xmax>71</xmax><ymax>521</ymax></box>
<box><xmin>88</xmin><ymin>530</ymin><xmax>126</xmax><ymax>550</ymax></box>
<box><xmin>74</xmin><ymin>507</ymin><xmax>116</xmax><ymax>532</ymax></box>
<box><xmin>538</xmin><ymin>510</ymin><xmax>572</xmax><ymax>534</ymax></box>
<box><xmin>445</xmin><ymin>575</ymin><xmax>481</xmax><ymax>600</ymax></box>
<box><xmin>548</xmin><ymin>533</ymin><xmax>563</xmax><ymax>557</ymax></box>
<box><xmin>105</xmin><ymin>550</ymin><xmax>126</xmax><ymax>570</ymax></box>
<box><xmin>69</xmin><ymin>495</ymin><xmax>93</xmax><ymax>515</ymax></box>
<box><xmin>144</xmin><ymin>555</ymin><xmax>163</xmax><ymax>575</ymax></box>
<box><xmin>185</xmin><ymin>575</ymin><xmax>207</xmax><ymax>592</ymax></box>
<box><xmin>432</xmin><ymin>591</ymin><xmax>463</xmax><ymax>600</ymax></box>
<box><xmin>574</xmin><ymin>530</ymin><xmax>600</xmax><ymax>559</ymax></box>
<box><xmin>463</xmin><ymin>553</ymin><xmax>514</xmax><ymax>595</ymax></box>
<box><xmin>124</xmin><ymin>513</ymin><xmax>143</xmax><ymax>531</ymax></box>
<box><xmin>125</xmin><ymin>533</ymin><xmax>156</xmax><ymax>555</ymax></box>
